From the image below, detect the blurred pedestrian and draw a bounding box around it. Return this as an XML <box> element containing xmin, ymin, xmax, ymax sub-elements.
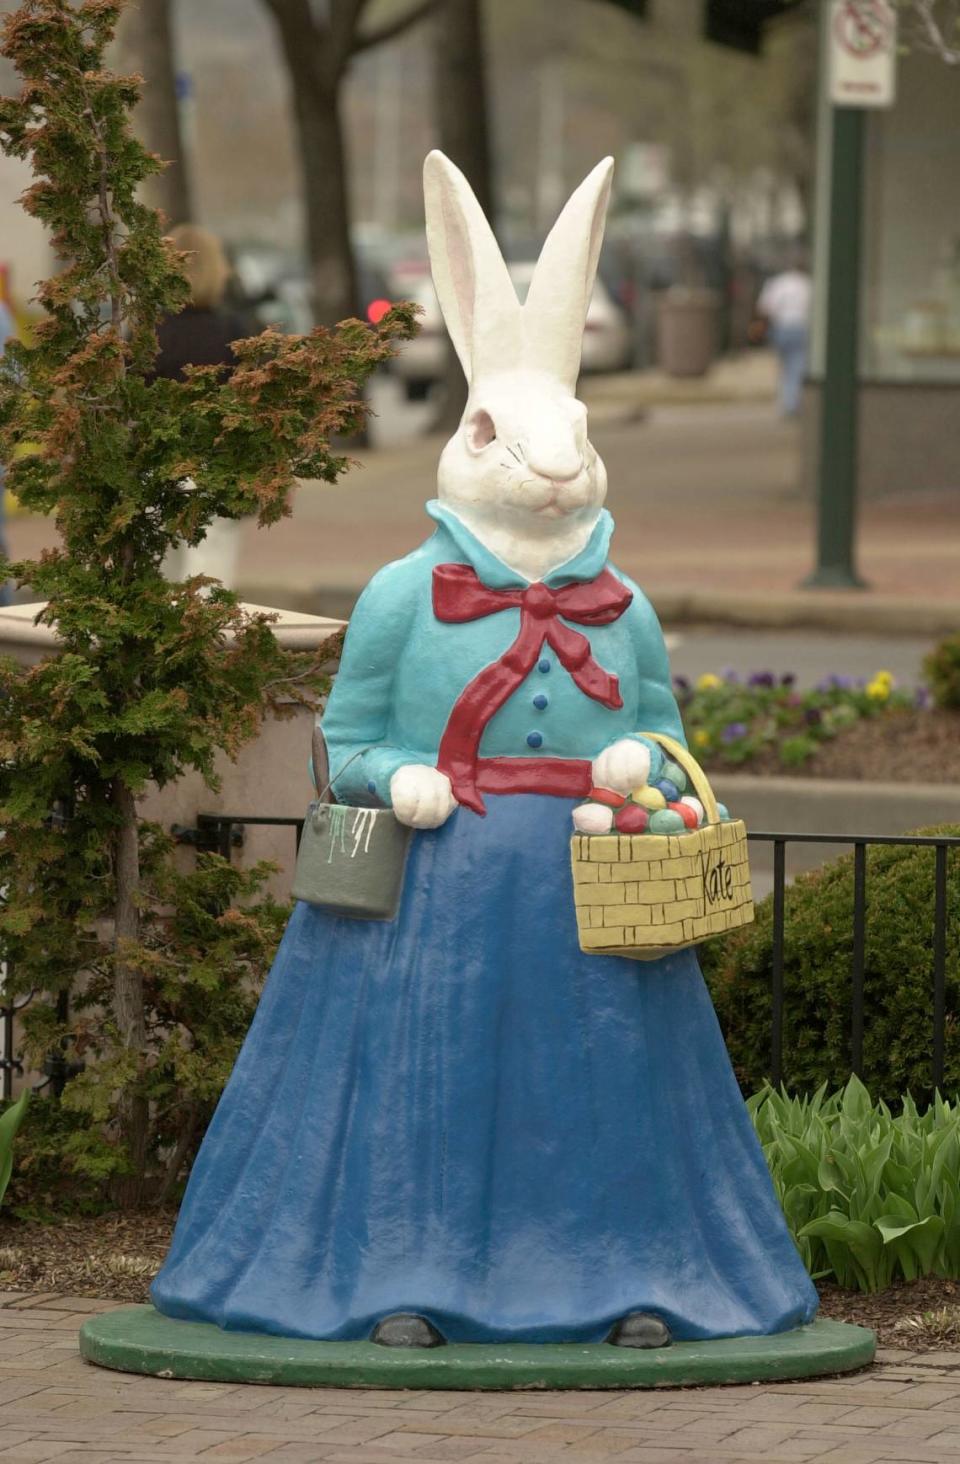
<box><xmin>0</xmin><ymin>264</ymin><xmax>17</xmax><ymax>607</ymax></box>
<box><xmin>753</xmin><ymin>252</ymin><xmax>812</xmax><ymax>418</ymax></box>
<box><xmin>156</xmin><ymin>225</ymin><xmax>253</xmax><ymax>589</ymax></box>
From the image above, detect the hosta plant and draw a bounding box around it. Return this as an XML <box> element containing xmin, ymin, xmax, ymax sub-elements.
<box><xmin>0</xmin><ymin>1089</ymin><xmax>29</xmax><ymax>1208</ymax></box>
<box><xmin>751</xmin><ymin>1076</ymin><xmax>960</xmax><ymax>1293</ymax></box>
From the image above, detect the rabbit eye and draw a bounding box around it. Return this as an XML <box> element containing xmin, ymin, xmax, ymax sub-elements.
<box><xmin>465</xmin><ymin>409</ymin><xmax>496</xmax><ymax>451</ymax></box>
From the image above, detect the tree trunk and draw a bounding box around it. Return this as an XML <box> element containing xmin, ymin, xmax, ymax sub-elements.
<box><xmin>434</xmin><ymin>0</ymin><xmax>495</xmax><ymax>430</ymax></box>
<box><xmin>264</xmin><ymin>5</ymin><xmax>358</xmax><ymax>327</ymax></box>
<box><xmin>293</xmin><ymin>73</ymin><xmax>358</xmax><ymax>327</ymax></box>
<box><xmin>115</xmin><ymin>0</ymin><xmax>193</xmax><ymax>225</ymax></box>
<box><xmin>435</xmin><ymin>0</ymin><xmax>494</xmax><ymax>217</ymax></box>
<box><xmin>112</xmin><ymin>776</ymin><xmax>148</xmax><ymax>1208</ymax></box>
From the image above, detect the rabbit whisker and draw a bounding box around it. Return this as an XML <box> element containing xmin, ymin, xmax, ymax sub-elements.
<box><xmin>506</xmin><ymin>444</ymin><xmax>523</xmax><ymax>464</ymax></box>
<box><xmin>499</xmin><ymin>460</ymin><xmax>514</xmax><ymax>471</ymax></box>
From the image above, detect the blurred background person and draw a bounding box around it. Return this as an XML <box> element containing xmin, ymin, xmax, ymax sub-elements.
<box><xmin>753</xmin><ymin>251</ymin><xmax>812</xmax><ymax>419</ymax></box>
<box><xmin>156</xmin><ymin>224</ymin><xmax>254</xmax><ymax>589</ymax></box>
<box><xmin>156</xmin><ymin>222</ymin><xmax>252</xmax><ymax>379</ymax></box>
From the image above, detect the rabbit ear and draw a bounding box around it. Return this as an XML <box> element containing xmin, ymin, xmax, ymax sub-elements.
<box><xmin>523</xmin><ymin>157</ymin><xmax>614</xmax><ymax>390</ymax></box>
<box><xmin>423</xmin><ymin>150</ymin><xmax>521</xmax><ymax>384</ymax></box>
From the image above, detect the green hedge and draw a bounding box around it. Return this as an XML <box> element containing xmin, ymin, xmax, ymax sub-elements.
<box><xmin>701</xmin><ymin>827</ymin><xmax>960</xmax><ymax>1100</ymax></box>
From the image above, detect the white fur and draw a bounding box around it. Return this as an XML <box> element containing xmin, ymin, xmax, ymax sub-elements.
<box><xmin>592</xmin><ymin>740</ymin><xmax>651</xmax><ymax>796</ymax></box>
<box><xmin>424</xmin><ymin>149</ymin><xmax>614</xmax><ymax>587</ymax></box>
<box><xmin>392</xmin><ymin>152</ymin><xmax>617</xmax><ymax>829</ymax></box>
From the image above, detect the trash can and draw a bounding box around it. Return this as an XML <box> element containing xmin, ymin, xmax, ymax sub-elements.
<box><xmin>656</xmin><ymin>287</ymin><xmax>721</xmax><ymax>378</ymax></box>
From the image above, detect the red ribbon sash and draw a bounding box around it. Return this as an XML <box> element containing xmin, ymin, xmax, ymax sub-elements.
<box><xmin>432</xmin><ymin>562</ymin><xmax>632</xmax><ymax>814</ymax></box>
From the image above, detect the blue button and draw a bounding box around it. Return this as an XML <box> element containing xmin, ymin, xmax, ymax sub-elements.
<box><xmin>526</xmin><ymin>731</ymin><xmax>543</xmax><ymax>749</ymax></box>
<box><xmin>367</xmin><ymin>780</ymin><xmax>377</xmax><ymax>795</ymax></box>
<box><xmin>533</xmin><ymin>693</ymin><xmax>548</xmax><ymax>710</ymax></box>
<box><xmin>538</xmin><ymin>658</ymin><xmax>551</xmax><ymax>673</ymax></box>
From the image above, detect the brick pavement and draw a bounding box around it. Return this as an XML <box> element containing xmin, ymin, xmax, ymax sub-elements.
<box><xmin>4</xmin><ymin>1293</ymin><xmax>960</xmax><ymax>1464</ymax></box>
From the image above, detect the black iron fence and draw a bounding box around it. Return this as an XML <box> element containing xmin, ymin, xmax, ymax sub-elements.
<box><xmin>2</xmin><ymin>823</ymin><xmax>957</xmax><ymax>1102</ymax></box>
<box><xmin>747</xmin><ymin>831</ymin><xmax>958</xmax><ymax>1091</ymax></box>
<box><xmin>0</xmin><ymin>974</ymin><xmax>26</xmax><ymax>1102</ymax></box>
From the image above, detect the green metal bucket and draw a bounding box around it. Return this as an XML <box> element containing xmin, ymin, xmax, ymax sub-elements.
<box><xmin>290</xmin><ymin>725</ymin><xmax>411</xmax><ymax>921</ymax></box>
<box><xmin>291</xmin><ymin>800</ymin><xmax>412</xmax><ymax>920</ymax></box>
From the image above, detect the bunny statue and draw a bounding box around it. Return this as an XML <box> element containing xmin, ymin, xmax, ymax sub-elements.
<box><xmin>151</xmin><ymin>154</ymin><xmax>817</xmax><ymax>1349</ymax></box>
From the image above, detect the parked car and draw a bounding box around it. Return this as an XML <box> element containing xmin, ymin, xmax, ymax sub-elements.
<box><xmin>506</xmin><ymin>262</ymin><xmax>632</xmax><ymax>374</ymax></box>
<box><xmin>387</xmin><ymin>263</ymin><xmax>445</xmax><ymax>400</ymax></box>
<box><xmin>229</xmin><ymin>245</ymin><xmax>399</xmax><ymax>336</ymax></box>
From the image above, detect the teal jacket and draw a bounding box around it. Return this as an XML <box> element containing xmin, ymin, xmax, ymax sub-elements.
<box><xmin>321</xmin><ymin>501</ymin><xmax>685</xmax><ymax>806</ymax></box>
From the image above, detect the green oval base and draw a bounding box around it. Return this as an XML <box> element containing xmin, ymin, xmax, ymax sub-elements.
<box><xmin>79</xmin><ymin>1306</ymin><xmax>875</xmax><ymax>1390</ymax></box>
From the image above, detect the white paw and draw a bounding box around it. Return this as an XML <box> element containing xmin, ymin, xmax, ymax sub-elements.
<box><xmin>591</xmin><ymin>739</ymin><xmax>651</xmax><ymax>795</ymax></box>
<box><xmin>390</xmin><ymin>765</ymin><xmax>457</xmax><ymax>829</ymax></box>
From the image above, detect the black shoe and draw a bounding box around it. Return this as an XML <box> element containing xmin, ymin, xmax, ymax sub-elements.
<box><xmin>606</xmin><ymin>1312</ymin><xmax>672</xmax><ymax>1348</ymax></box>
<box><xmin>369</xmin><ymin>1313</ymin><xmax>446</xmax><ymax>1348</ymax></box>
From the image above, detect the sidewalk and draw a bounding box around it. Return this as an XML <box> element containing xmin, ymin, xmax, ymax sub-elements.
<box><xmin>579</xmin><ymin>348</ymin><xmax>783</xmax><ymax>415</ymax></box>
<box><xmin>3</xmin><ymin>1293</ymin><xmax>960</xmax><ymax>1464</ymax></box>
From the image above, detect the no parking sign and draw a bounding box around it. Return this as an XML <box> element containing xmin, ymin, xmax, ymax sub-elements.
<box><xmin>829</xmin><ymin>0</ymin><xmax>898</xmax><ymax>107</ymax></box>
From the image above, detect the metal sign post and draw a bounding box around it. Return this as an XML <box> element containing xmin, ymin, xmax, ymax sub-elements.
<box><xmin>806</xmin><ymin>1</ymin><xmax>897</xmax><ymax>590</ymax></box>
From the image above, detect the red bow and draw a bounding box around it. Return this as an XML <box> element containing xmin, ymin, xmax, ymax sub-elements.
<box><xmin>433</xmin><ymin>562</ymin><xmax>632</xmax><ymax>814</ymax></box>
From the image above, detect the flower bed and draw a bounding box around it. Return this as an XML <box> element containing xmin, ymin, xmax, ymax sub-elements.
<box><xmin>677</xmin><ymin>669</ymin><xmax>960</xmax><ymax>781</ymax></box>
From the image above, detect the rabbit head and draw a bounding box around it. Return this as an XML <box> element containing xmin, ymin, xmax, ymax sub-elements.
<box><xmin>423</xmin><ymin>150</ymin><xmax>614</xmax><ymax>582</ymax></box>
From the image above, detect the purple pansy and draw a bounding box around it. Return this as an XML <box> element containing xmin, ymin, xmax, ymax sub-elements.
<box><xmin>721</xmin><ymin>721</ymin><xmax>748</xmax><ymax>743</ymax></box>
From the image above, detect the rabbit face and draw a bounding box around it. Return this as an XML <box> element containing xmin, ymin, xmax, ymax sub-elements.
<box><xmin>424</xmin><ymin>151</ymin><xmax>614</xmax><ymax>578</ymax></box>
<box><xmin>438</xmin><ymin>369</ymin><xmax>607</xmax><ymax>540</ymax></box>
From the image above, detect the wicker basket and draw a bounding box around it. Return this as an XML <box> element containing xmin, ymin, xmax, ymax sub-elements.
<box><xmin>571</xmin><ymin>732</ymin><xmax>754</xmax><ymax>961</ymax></box>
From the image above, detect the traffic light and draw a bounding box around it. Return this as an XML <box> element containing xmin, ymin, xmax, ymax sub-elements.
<box><xmin>589</xmin><ymin>1</ymin><xmax>649</xmax><ymax>16</ymax></box>
<box><xmin>589</xmin><ymin>0</ymin><xmax>804</xmax><ymax>55</ymax></box>
<box><xmin>704</xmin><ymin>0</ymin><xmax>805</xmax><ymax>55</ymax></box>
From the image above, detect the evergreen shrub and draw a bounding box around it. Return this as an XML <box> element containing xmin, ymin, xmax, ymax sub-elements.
<box><xmin>924</xmin><ymin>634</ymin><xmax>960</xmax><ymax>711</ymax></box>
<box><xmin>0</xmin><ymin>0</ymin><xmax>416</xmax><ymax>1209</ymax></box>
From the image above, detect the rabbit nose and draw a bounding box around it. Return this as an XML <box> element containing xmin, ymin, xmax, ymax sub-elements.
<box><xmin>527</xmin><ymin>450</ymin><xmax>582</xmax><ymax>484</ymax></box>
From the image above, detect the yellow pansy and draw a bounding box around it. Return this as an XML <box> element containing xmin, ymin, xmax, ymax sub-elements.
<box><xmin>865</xmin><ymin>675</ymin><xmax>891</xmax><ymax>701</ymax></box>
<box><xmin>693</xmin><ymin>729</ymin><xmax>711</xmax><ymax>748</ymax></box>
<box><xmin>696</xmin><ymin>673</ymin><xmax>722</xmax><ymax>691</ymax></box>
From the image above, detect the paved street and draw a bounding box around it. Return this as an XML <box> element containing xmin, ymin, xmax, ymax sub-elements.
<box><xmin>3</xmin><ymin>1294</ymin><xmax>960</xmax><ymax>1464</ymax></box>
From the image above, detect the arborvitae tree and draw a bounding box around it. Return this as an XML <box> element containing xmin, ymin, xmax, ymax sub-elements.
<box><xmin>0</xmin><ymin>0</ymin><xmax>415</xmax><ymax>1207</ymax></box>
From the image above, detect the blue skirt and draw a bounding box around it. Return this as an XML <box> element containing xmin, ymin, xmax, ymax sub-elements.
<box><xmin>151</xmin><ymin>794</ymin><xmax>817</xmax><ymax>1343</ymax></box>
